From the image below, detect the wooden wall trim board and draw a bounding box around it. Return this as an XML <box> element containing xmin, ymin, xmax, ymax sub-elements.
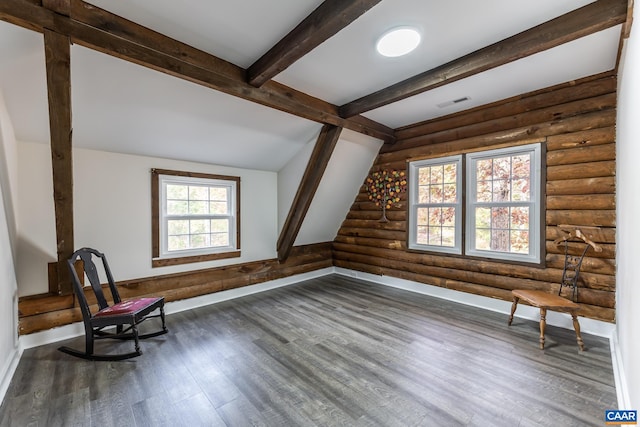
<box><xmin>18</xmin><ymin>243</ymin><xmax>332</xmax><ymax>335</ymax></box>
<box><xmin>336</xmin><ymin>73</ymin><xmax>617</xmax><ymax>323</ymax></box>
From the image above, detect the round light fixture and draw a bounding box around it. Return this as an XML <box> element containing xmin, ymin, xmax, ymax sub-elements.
<box><xmin>376</xmin><ymin>27</ymin><xmax>421</xmax><ymax>57</ymax></box>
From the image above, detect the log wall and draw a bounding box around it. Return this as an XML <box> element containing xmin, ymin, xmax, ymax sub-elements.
<box><xmin>18</xmin><ymin>242</ymin><xmax>332</xmax><ymax>334</ymax></box>
<box><xmin>334</xmin><ymin>72</ymin><xmax>617</xmax><ymax>322</ymax></box>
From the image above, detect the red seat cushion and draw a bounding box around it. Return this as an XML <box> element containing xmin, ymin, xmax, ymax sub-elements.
<box><xmin>95</xmin><ymin>298</ymin><xmax>162</xmax><ymax>317</ymax></box>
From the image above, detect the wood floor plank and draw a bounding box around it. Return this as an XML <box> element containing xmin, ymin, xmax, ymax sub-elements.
<box><xmin>0</xmin><ymin>274</ymin><xmax>616</xmax><ymax>426</ymax></box>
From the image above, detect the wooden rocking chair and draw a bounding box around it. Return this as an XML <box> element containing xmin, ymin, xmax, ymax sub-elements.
<box><xmin>58</xmin><ymin>247</ymin><xmax>168</xmax><ymax>361</ymax></box>
<box><xmin>508</xmin><ymin>226</ymin><xmax>602</xmax><ymax>351</ymax></box>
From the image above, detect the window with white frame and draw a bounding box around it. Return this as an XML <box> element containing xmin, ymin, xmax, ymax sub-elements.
<box><xmin>151</xmin><ymin>169</ymin><xmax>240</xmax><ymax>267</ymax></box>
<box><xmin>408</xmin><ymin>143</ymin><xmax>542</xmax><ymax>264</ymax></box>
<box><xmin>466</xmin><ymin>144</ymin><xmax>542</xmax><ymax>263</ymax></box>
<box><xmin>408</xmin><ymin>155</ymin><xmax>462</xmax><ymax>254</ymax></box>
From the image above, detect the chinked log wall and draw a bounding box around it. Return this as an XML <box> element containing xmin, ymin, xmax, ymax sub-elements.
<box><xmin>18</xmin><ymin>243</ymin><xmax>332</xmax><ymax>334</ymax></box>
<box><xmin>334</xmin><ymin>72</ymin><xmax>617</xmax><ymax>322</ymax></box>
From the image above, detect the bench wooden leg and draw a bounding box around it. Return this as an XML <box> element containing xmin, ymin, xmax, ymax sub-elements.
<box><xmin>539</xmin><ymin>308</ymin><xmax>547</xmax><ymax>350</ymax></box>
<box><xmin>508</xmin><ymin>297</ymin><xmax>519</xmax><ymax>326</ymax></box>
<box><xmin>571</xmin><ymin>313</ymin><xmax>585</xmax><ymax>351</ymax></box>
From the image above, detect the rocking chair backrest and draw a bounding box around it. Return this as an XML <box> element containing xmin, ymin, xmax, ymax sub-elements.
<box><xmin>67</xmin><ymin>247</ymin><xmax>122</xmax><ymax>314</ymax></box>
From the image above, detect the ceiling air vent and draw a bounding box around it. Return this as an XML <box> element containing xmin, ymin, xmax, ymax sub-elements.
<box><xmin>437</xmin><ymin>96</ymin><xmax>470</xmax><ymax>108</ymax></box>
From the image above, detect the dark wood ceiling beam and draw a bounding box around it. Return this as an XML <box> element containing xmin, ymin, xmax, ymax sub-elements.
<box><xmin>0</xmin><ymin>0</ymin><xmax>395</xmax><ymax>142</ymax></box>
<box><xmin>339</xmin><ymin>0</ymin><xmax>628</xmax><ymax>118</ymax></box>
<box><xmin>277</xmin><ymin>124</ymin><xmax>342</xmax><ymax>262</ymax></box>
<box><xmin>43</xmin><ymin>0</ymin><xmax>70</xmax><ymax>15</ymax></box>
<box><xmin>247</xmin><ymin>0</ymin><xmax>382</xmax><ymax>87</ymax></box>
<box><xmin>44</xmin><ymin>28</ymin><xmax>74</xmax><ymax>295</ymax></box>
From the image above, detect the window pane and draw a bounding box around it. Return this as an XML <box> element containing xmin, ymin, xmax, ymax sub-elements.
<box><xmin>211</xmin><ymin>219</ymin><xmax>229</xmax><ymax>232</ymax></box>
<box><xmin>189</xmin><ymin>201</ymin><xmax>208</xmax><ymax>214</ymax></box>
<box><xmin>512</xmin><ymin>154</ymin><xmax>530</xmax><ymax>178</ymax></box>
<box><xmin>476</xmin><ymin>180</ymin><xmax>491</xmax><ymax>202</ymax></box>
<box><xmin>510</xmin><ymin>207</ymin><xmax>529</xmax><ymax>230</ymax></box>
<box><xmin>492</xmin><ymin>207</ymin><xmax>509</xmax><ymax>229</ymax></box>
<box><xmin>476</xmin><ymin>229</ymin><xmax>490</xmax><ymax>250</ymax></box>
<box><xmin>443</xmin><ymin>163</ymin><xmax>457</xmax><ymax>184</ymax></box>
<box><xmin>418</xmin><ymin>186</ymin><xmax>429</xmax><ymax>203</ymax></box>
<box><xmin>168</xmin><ymin>220</ymin><xmax>188</xmax><ymax>235</ymax></box>
<box><xmin>442</xmin><ymin>227</ymin><xmax>455</xmax><ymax>247</ymax></box>
<box><xmin>475</xmin><ymin>207</ymin><xmax>490</xmax><ymax>228</ymax></box>
<box><xmin>429</xmin><ymin>208</ymin><xmax>442</xmax><ymax>226</ymax></box>
<box><xmin>210</xmin><ymin>187</ymin><xmax>228</xmax><ymax>201</ymax></box>
<box><xmin>211</xmin><ymin>233</ymin><xmax>229</xmax><ymax>247</ymax></box>
<box><xmin>512</xmin><ymin>178</ymin><xmax>530</xmax><ymax>201</ymax></box>
<box><xmin>168</xmin><ymin>235</ymin><xmax>188</xmax><ymax>251</ymax></box>
<box><xmin>418</xmin><ymin>167</ymin><xmax>430</xmax><ymax>185</ymax></box>
<box><xmin>492</xmin><ymin>180</ymin><xmax>510</xmax><ymax>202</ymax></box>
<box><xmin>417</xmin><ymin>208</ymin><xmax>428</xmax><ymax>226</ymax></box>
<box><xmin>190</xmin><ymin>219</ymin><xmax>209</xmax><ymax>234</ymax></box>
<box><xmin>167</xmin><ymin>201</ymin><xmax>188</xmax><ymax>215</ymax></box>
<box><xmin>430</xmin><ymin>165</ymin><xmax>443</xmax><ymax>184</ymax></box>
<box><xmin>476</xmin><ymin>159</ymin><xmax>492</xmax><ymax>181</ymax></box>
<box><xmin>442</xmin><ymin>207</ymin><xmax>456</xmax><ymax>227</ymax></box>
<box><xmin>167</xmin><ymin>184</ymin><xmax>187</xmax><ymax>200</ymax></box>
<box><xmin>429</xmin><ymin>185</ymin><xmax>443</xmax><ymax>203</ymax></box>
<box><xmin>189</xmin><ymin>186</ymin><xmax>208</xmax><ymax>201</ymax></box>
<box><xmin>210</xmin><ymin>201</ymin><xmax>228</xmax><ymax>215</ymax></box>
<box><xmin>511</xmin><ymin>230</ymin><xmax>529</xmax><ymax>254</ymax></box>
<box><xmin>428</xmin><ymin>226</ymin><xmax>442</xmax><ymax>245</ymax></box>
<box><xmin>190</xmin><ymin>234</ymin><xmax>210</xmax><ymax>249</ymax></box>
<box><xmin>491</xmin><ymin>230</ymin><xmax>510</xmax><ymax>252</ymax></box>
<box><xmin>492</xmin><ymin>156</ymin><xmax>510</xmax><ymax>180</ymax></box>
<box><xmin>417</xmin><ymin>226</ymin><xmax>428</xmax><ymax>244</ymax></box>
<box><xmin>443</xmin><ymin>183</ymin><xmax>456</xmax><ymax>203</ymax></box>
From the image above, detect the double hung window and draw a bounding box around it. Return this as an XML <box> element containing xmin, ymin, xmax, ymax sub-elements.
<box><xmin>408</xmin><ymin>155</ymin><xmax>462</xmax><ymax>254</ymax></box>
<box><xmin>408</xmin><ymin>143</ymin><xmax>542</xmax><ymax>264</ymax></box>
<box><xmin>152</xmin><ymin>169</ymin><xmax>240</xmax><ymax>267</ymax></box>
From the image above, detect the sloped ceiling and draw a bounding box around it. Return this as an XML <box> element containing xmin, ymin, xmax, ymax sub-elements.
<box><xmin>0</xmin><ymin>0</ymin><xmax>625</xmax><ymax>172</ymax></box>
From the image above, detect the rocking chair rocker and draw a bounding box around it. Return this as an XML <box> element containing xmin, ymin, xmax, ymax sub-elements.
<box><xmin>58</xmin><ymin>247</ymin><xmax>168</xmax><ymax>361</ymax></box>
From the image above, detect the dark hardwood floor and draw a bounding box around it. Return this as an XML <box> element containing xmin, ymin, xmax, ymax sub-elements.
<box><xmin>0</xmin><ymin>275</ymin><xmax>617</xmax><ymax>426</ymax></box>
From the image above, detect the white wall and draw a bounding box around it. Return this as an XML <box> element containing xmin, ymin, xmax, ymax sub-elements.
<box><xmin>295</xmin><ymin>129</ymin><xmax>382</xmax><ymax>245</ymax></box>
<box><xmin>277</xmin><ymin>128</ymin><xmax>382</xmax><ymax>245</ymax></box>
<box><xmin>616</xmin><ymin>10</ymin><xmax>640</xmax><ymax>410</ymax></box>
<box><xmin>17</xmin><ymin>143</ymin><xmax>278</xmax><ymax>295</ymax></box>
<box><xmin>277</xmin><ymin>134</ymin><xmax>315</xmax><ymax>234</ymax></box>
<box><xmin>0</xmin><ymin>89</ymin><xmax>20</xmax><ymax>401</ymax></box>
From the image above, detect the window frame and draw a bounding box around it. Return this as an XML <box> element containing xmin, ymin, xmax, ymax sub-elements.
<box><xmin>407</xmin><ymin>155</ymin><xmax>463</xmax><ymax>254</ymax></box>
<box><xmin>465</xmin><ymin>143</ymin><xmax>542</xmax><ymax>264</ymax></box>
<box><xmin>151</xmin><ymin>169</ymin><xmax>241</xmax><ymax>267</ymax></box>
<box><xmin>407</xmin><ymin>142</ymin><xmax>544</xmax><ymax>265</ymax></box>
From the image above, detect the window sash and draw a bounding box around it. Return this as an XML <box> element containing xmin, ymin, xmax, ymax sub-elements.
<box><xmin>465</xmin><ymin>144</ymin><xmax>541</xmax><ymax>263</ymax></box>
<box><xmin>408</xmin><ymin>155</ymin><xmax>462</xmax><ymax>254</ymax></box>
<box><xmin>159</xmin><ymin>174</ymin><xmax>237</xmax><ymax>259</ymax></box>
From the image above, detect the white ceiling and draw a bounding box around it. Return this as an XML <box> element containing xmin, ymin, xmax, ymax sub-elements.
<box><xmin>0</xmin><ymin>0</ymin><xmax>622</xmax><ymax>171</ymax></box>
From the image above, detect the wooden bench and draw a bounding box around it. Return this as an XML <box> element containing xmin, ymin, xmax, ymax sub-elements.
<box><xmin>508</xmin><ymin>289</ymin><xmax>584</xmax><ymax>351</ymax></box>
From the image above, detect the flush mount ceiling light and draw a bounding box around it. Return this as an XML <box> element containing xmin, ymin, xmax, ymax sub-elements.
<box><xmin>376</xmin><ymin>27</ymin><xmax>421</xmax><ymax>57</ymax></box>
